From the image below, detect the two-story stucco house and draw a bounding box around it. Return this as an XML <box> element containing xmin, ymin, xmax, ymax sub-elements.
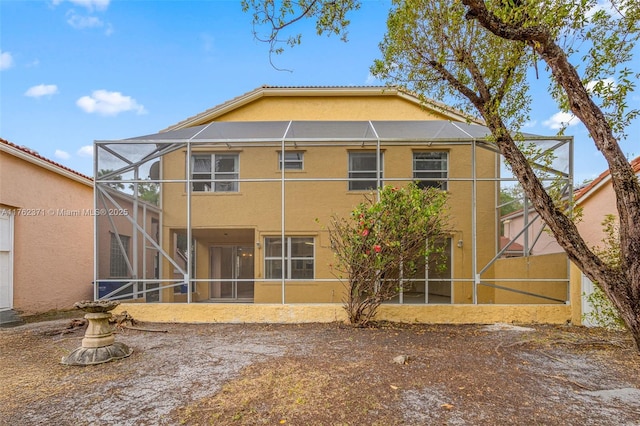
<box><xmin>95</xmin><ymin>86</ymin><xmax>580</xmax><ymax>324</ymax></box>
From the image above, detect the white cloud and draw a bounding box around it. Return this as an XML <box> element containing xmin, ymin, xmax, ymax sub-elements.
<box><xmin>586</xmin><ymin>0</ymin><xmax>615</xmax><ymax>18</ymax></box>
<box><xmin>76</xmin><ymin>90</ymin><xmax>147</xmax><ymax>116</ymax></box>
<box><xmin>522</xmin><ymin>120</ymin><xmax>538</xmax><ymax>128</ymax></box>
<box><xmin>77</xmin><ymin>145</ymin><xmax>94</xmax><ymax>157</ymax></box>
<box><xmin>66</xmin><ymin>12</ymin><xmax>113</xmax><ymax>35</ymax></box>
<box><xmin>66</xmin><ymin>11</ymin><xmax>104</xmax><ymax>29</ymax></box>
<box><xmin>543</xmin><ymin>112</ymin><xmax>579</xmax><ymax>130</ymax></box>
<box><xmin>54</xmin><ymin>0</ymin><xmax>110</xmax><ymax>12</ymax></box>
<box><xmin>0</xmin><ymin>51</ymin><xmax>14</xmax><ymax>70</ymax></box>
<box><xmin>56</xmin><ymin>1</ymin><xmax>113</xmax><ymax>34</ymax></box>
<box><xmin>24</xmin><ymin>84</ymin><xmax>59</xmax><ymax>98</ymax></box>
<box><xmin>54</xmin><ymin>149</ymin><xmax>71</xmax><ymax>160</ymax></box>
<box><xmin>586</xmin><ymin>78</ymin><xmax>617</xmax><ymax>94</ymax></box>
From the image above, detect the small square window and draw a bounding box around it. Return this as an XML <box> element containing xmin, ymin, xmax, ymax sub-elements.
<box><xmin>279</xmin><ymin>152</ymin><xmax>304</xmax><ymax>170</ymax></box>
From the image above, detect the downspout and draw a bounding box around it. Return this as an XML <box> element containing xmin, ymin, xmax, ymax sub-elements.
<box><xmin>186</xmin><ymin>140</ymin><xmax>192</xmax><ymax>303</ymax></box>
<box><xmin>133</xmin><ymin>166</ymin><xmax>139</xmax><ymax>297</ymax></box>
<box><xmin>93</xmin><ymin>142</ymin><xmax>99</xmax><ymax>300</ymax></box>
<box><xmin>472</xmin><ymin>139</ymin><xmax>478</xmax><ymax>304</ymax></box>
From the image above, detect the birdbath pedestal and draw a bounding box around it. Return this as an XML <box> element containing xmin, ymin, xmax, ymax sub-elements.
<box><xmin>61</xmin><ymin>300</ymin><xmax>133</xmax><ymax>366</ymax></box>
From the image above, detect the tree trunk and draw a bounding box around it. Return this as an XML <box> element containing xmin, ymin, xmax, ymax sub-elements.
<box><xmin>462</xmin><ymin>0</ymin><xmax>640</xmax><ymax>351</ymax></box>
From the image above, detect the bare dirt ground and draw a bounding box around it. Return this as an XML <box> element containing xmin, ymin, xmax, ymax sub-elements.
<box><xmin>2</xmin><ymin>314</ymin><xmax>640</xmax><ymax>425</ymax></box>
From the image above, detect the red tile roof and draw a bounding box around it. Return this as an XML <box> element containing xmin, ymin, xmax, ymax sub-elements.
<box><xmin>500</xmin><ymin>236</ymin><xmax>524</xmax><ymax>252</ymax></box>
<box><xmin>574</xmin><ymin>155</ymin><xmax>640</xmax><ymax>201</ymax></box>
<box><xmin>0</xmin><ymin>138</ymin><xmax>93</xmax><ymax>182</ymax></box>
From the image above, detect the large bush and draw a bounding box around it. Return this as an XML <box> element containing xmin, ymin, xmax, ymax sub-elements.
<box><xmin>328</xmin><ymin>183</ymin><xmax>450</xmax><ymax>326</ymax></box>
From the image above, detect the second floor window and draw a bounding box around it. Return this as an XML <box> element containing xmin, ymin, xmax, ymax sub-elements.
<box><xmin>349</xmin><ymin>151</ymin><xmax>383</xmax><ymax>191</ymax></box>
<box><xmin>192</xmin><ymin>153</ymin><xmax>239</xmax><ymax>192</ymax></box>
<box><xmin>413</xmin><ymin>151</ymin><xmax>448</xmax><ymax>190</ymax></box>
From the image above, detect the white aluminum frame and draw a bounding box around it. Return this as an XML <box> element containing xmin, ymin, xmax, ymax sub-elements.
<box><xmin>94</xmin><ymin>120</ymin><xmax>573</xmax><ymax>305</ymax></box>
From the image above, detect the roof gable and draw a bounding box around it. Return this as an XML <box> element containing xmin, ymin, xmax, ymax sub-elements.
<box><xmin>163</xmin><ymin>85</ymin><xmax>483</xmax><ymax>131</ymax></box>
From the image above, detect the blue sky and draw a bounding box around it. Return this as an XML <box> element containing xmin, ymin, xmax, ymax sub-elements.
<box><xmin>1</xmin><ymin>0</ymin><xmax>637</xmax><ymax>182</ymax></box>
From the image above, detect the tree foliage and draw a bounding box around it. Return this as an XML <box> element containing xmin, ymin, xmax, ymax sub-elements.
<box><xmin>134</xmin><ymin>181</ymin><xmax>160</xmax><ymax>205</ymax></box>
<box><xmin>328</xmin><ymin>184</ymin><xmax>450</xmax><ymax>326</ymax></box>
<box><xmin>499</xmin><ymin>186</ymin><xmax>523</xmax><ymax>217</ymax></box>
<box><xmin>373</xmin><ymin>0</ymin><xmax>533</xmax><ymax>130</ymax></box>
<box><xmin>97</xmin><ymin>169</ymin><xmax>125</xmax><ymax>190</ymax></box>
<box><xmin>241</xmin><ymin>0</ymin><xmax>360</xmax><ymax>69</ymax></box>
<box><xmin>97</xmin><ymin>169</ymin><xmax>159</xmax><ymax>205</ymax></box>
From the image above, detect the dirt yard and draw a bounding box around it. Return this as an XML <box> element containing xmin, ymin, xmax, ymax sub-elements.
<box><xmin>1</xmin><ymin>315</ymin><xmax>639</xmax><ymax>425</ymax></box>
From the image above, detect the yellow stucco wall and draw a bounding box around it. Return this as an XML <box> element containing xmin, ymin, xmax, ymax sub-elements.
<box><xmin>490</xmin><ymin>253</ymin><xmax>569</xmax><ymax>304</ymax></box>
<box><xmin>0</xmin><ymin>152</ymin><xmax>93</xmax><ymax>314</ymax></box>
<box><xmin>212</xmin><ymin>94</ymin><xmax>452</xmax><ymax>121</ymax></box>
<box><xmin>113</xmin><ymin>302</ymin><xmax>572</xmax><ymax>325</ymax></box>
<box><xmin>570</xmin><ymin>261</ymin><xmax>584</xmax><ymax>325</ymax></box>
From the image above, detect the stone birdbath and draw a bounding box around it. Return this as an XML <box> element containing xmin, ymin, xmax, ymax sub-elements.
<box><xmin>61</xmin><ymin>300</ymin><xmax>133</xmax><ymax>366</ymax></box>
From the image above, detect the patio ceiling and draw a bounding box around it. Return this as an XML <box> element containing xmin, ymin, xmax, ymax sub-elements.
<box><xmin>115</xmin><ymin>120</ymin><xmax>503</xmax><ymax>144</ymax></box>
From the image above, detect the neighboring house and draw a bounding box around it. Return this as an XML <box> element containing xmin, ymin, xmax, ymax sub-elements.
<box><xmin>94</xmin><ymin>86</ymin><xmax>575</xmax><ymax>322</ymax></box>
<box><xmin>501</xmin><ymin>156</ymin><xmax>640</xmax><ymax>256</ymax></box>
<box><xmin>0</xmin><ymin>138</ymin><xmax>93</xmax><ymax>323</ymax></box>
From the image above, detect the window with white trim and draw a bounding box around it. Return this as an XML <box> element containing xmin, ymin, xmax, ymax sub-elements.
<box><xmin>264</xmin><ymin>237</ymin><xmax>314</xmax><ymax>279</ymax></box>
<box><xmin>279</xmin><ymin>151</ymin><xmax>304</xmax><ymax>170</ymax></box>
<box><xmin>413</xmin><ymin>151</ymin><xmax>448</xmax><ymax>190</ymax></box>
<box><xmin>348</xmin><ymin>151</ymin><xmax>383</xmax><ymax>191</ymax></box>
<box><xmin>191</xmin><ymin>153</ymin><xmax>239</xmax><ymax>192</ymax></box>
